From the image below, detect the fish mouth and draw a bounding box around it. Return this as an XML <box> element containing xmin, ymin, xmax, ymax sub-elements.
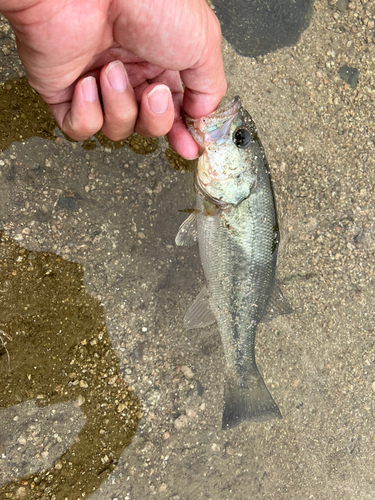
<box><xmin>183</xmin><ymin>96</ymin><xmax>242</xmax><ymax>149</ymax></box>
<box><xmin>185</xmin><ymin>96</ymin><xmax>245</xmax><ymax>207</ymax></box>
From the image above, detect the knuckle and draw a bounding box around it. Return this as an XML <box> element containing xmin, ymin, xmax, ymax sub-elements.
<box><xmin>142</xmin><ymin>113</ymin><xmax>174</xmax><ymax>137</ymax></box>
<box><xmin>101</xmin><ymin>116</ymin><xmax>135</xmax><ymax>142</ymax></box>
<box><xmin>66</xmin><ymin>117</ymin><xmax>103</xmax><ymax>141</ymax></box>
<box><xmin>101</xmin><ymin>129</ymin><xmax>132</xmax><ymax>142</ymax></box>
<box><xmin>136</xmin><ymin>121</ymin><xmax>169</xmax><ymax>139</ymax></box>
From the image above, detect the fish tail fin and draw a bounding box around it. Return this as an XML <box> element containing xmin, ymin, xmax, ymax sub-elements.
<box><xmin>222</xmin><ymin>368</ymin><xmax>282</xmax><ymax>430</ymax></box>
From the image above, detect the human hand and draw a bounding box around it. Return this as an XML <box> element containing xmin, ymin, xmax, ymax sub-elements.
<box><xmin>0</xmin><ymin>0</ymin><xmax>227</xmax><ymax>158</ymax></box>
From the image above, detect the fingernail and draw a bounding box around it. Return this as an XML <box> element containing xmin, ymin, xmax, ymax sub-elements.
<box><xmin>82</xmin><ymin>76</ymin><xmax>98</xmax><ymax>102</ymax></box>
<box><xmin>105</xmin><ymin>61</ymin><xmax>128</xmax><ymax>92</ymax></box>
<box><xmin>148</xmin><ymin>85</ymin><xmax>170</xmax><ymax>114</ymax></box>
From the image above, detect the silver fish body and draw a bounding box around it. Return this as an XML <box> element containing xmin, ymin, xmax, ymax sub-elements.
<box><xmin>176</xmin><ymin>97</ymin><xmax>291</xmax><ymax>429</ymax></box>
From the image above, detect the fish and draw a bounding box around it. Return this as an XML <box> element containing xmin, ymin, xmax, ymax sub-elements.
<box><xmin>175</xmin><ymin>96</ymin><xmax>292</xmax><ymax>429</ymax></box>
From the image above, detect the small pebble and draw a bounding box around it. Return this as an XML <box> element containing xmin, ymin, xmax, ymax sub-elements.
<box><xmin>174</xmin><ymin>415</ymin><xmax>188</xmax><ymax>429</ymax></box>
<box><xmin>338</xmin><ymin>64</ymin><xmax>359</xmax><ymax>89</ymax></box>
<box><xmin>15</xmin><ymin>487</ymin><xmax>27</xmax><ymax>498</ymax></box>
<box><xmin>75</xmin><ymin>395</ymin><xmax>85</xmax><ymax>406</ymax></box>
<box><xmin>186</xmin><ymin>409</ymin><xmax>196</xmax><ymax>419</ymax></box>
<box><xmin>181</xmin><ymin>365</ymin><xmax>194</xmax><ymax>379</ymax></box>
<box><xmin>336</xmin><ymin>0</ymin><xmax>348</xmax><ymax>12</ymax></box>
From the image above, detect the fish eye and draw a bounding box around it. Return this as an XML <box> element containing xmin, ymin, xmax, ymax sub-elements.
<box><xmin>233</xmin><ymin>128</ymin><xmax>251</xmax><ymax>148</ymax></box>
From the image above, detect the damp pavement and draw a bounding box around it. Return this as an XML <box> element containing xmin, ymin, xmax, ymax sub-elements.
<box><xmin>0</xmin><ymin>1</ymin><xmax>375</xmax><ymax>499</ymax></box>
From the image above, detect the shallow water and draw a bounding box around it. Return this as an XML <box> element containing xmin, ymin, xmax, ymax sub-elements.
<box><xmin>0</xmin><ymin>233</ymin><xmax>140</xmax><ymax>499</ymax></box>
<box><xmin>0</xmin><ymin>1</ymin><xmax>375</xmax><ymax>499</ymax></box>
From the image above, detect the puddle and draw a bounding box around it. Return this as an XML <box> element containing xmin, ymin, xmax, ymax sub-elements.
<box><xmin>213</xmin><ymin>0</ymin><xmax>315</xmax><ymax>57</ymax></box>
<box><xmin>0</xmin><ymin>77</ymin><xmax>194</xmax><ymax>174</ymax></box>
<box><xmin>0</xmin><ymin>399</ymin><xmax>86</xmax><ymax>488</ymax></box>
<box><xmin>0</xmin><ymin>77</ymin><xmax>159</xmax><ymax>156</ymax></box>
<box><xmin>0</xmin><ymin>232</ymin><xmax>141</xmax><ymax>499</ymax></box>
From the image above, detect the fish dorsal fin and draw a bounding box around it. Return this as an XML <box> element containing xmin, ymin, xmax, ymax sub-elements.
<box><xmin>261</xmin><ymin>280</ymin><xmax>293</xmax><ymax>322</ymax></box>
<box><xmin>175</xmin><ymin>211</ymin><xmax>197</xmax><ymax>247</ymax></box>
<box><xmin>183</xmin><ymin>286</ymin><xmax>217</xmax><ymax>329</ymax></box>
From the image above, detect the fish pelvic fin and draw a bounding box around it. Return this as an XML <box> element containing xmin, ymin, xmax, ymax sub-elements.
<box><xmin>183</xmin><ymin>286</ymin><xmax>216</xmax><ymax>329</ymax></box>
<box><xmin>175</xmin><ymin>211</ymin><xmax>197</xmax><ymax>247</ymax></box>
<box><xmin>222</xmin><ymin>368</ymin><xmax>282</xmax><ymax>430</ymax></box>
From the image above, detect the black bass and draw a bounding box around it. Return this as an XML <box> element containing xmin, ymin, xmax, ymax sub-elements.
<box><xmin>176</xmin><ymin>96</ymin><xmax>292</xmax><ymax>429</ymax></box>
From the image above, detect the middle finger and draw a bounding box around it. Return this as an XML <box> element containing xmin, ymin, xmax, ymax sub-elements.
<box><xmin>100</xmin><ymin>60</ymin><xmax>139</xmax><ymax>141</ymax></box>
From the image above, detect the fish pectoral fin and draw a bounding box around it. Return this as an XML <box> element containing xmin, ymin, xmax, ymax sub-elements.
<box><xmin>222</xmin><ymin>369</ymin><xmax>282</xmax><ymax>430</ymax></box>
<box><xmin>175</xmin><ymin>211</ymin><xmax>198</xmax><ymax>247</ymax></box>
<box><xmin>261</xmin><ymin>280</ymin><xmax>293</xmax><ymax>323</ymax></box>
<box><xmin>183</xmin><ymin>286</ymin><xmax>217</xmax><ymax>329</ymax></box>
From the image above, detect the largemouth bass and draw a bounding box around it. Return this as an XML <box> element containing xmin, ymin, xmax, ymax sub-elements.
<box><xmin>176</xmin><ymin>96</ymin><xmax>292</xmax><ymax>429</ymax></box>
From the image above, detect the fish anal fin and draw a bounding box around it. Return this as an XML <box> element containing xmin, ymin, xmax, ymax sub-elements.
<box><xmin>175</xmin><ymin>211</ymin><xmax>197</xmax><ymax>247</ymax></box>
<box><xmin>261</xmin><ymin>280</ymin><xmax>293</xmax><ymax>323</ymax></box>
<box><xmin>183</xmin><ymin>286</ymin><xmax>216</xmax><ymax>329</ymax></box>
<box><xmin>222</xmin><ymin>368</ymin><xmax>282</xmax><ymax>430</ymax></box>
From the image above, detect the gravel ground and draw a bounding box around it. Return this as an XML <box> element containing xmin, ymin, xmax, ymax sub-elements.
<box><xmin>0</xmin><ymin>0</ymin><xmax>375</xmax><ymax>499</ymax></box>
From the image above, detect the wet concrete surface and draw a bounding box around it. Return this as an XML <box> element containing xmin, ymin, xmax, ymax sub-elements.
<box><xmin>1</xmin><ymin>1</ymin><xmax>375</xmax><ymax>499</ymax></box>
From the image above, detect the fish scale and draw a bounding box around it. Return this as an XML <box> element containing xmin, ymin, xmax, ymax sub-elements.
<box><xmin>197</xmin><ymin>169</ymin><xmax>275</xmax><ymax>370</ymax></box>
<box><xmin>176</xmin><ymin>96</ymin><xmax>292</xmax><ymax>429</ymax></box>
